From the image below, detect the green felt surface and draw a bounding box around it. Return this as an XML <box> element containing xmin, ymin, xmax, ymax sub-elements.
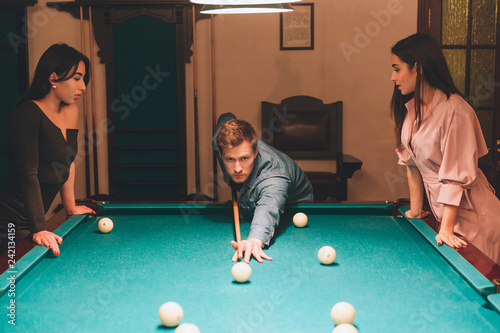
<box><xmin>1</xmin><ymin>204</ymin><xmax>500</xmax><ymax>332</ymax></box>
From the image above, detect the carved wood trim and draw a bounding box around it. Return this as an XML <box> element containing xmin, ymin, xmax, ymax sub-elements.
<box><xmin>47</xmin><ymin>2</ymin><xmax>205</xmax><ymax>65</ymax></box>
<box><xmin>112</xmin><ymin>7</ymin><xmax>176</xmax><ymax>23</ymax></box>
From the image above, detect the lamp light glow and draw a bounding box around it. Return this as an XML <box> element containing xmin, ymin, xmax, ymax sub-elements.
<box><xmin>193</xmin><ymin>0</ymin><xmax>300</xmax><ymax>4</ymax></box>
<box><xmin>200</xmin><ymin>3</ymin><xmax>294</xmax><ymax>14</ymax></box>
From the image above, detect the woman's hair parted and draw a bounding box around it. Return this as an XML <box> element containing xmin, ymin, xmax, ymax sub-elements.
<box><xmin>16</xmin><ymin>43</ymin><xmax>90</xmax><ymax>106</ymax></box>
<box><xmin>216</xmin><ymin>119</ymin><xmax>258</xmax><ymax>154</ymax></box>
<box><xmin>390</xmin><ymin>33</ymin><xmax>462</xmax><ymax>147</ymax></box>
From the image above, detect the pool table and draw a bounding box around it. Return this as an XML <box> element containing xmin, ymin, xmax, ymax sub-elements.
<box><xmin>1</xmin><ymin>202</ymin><xmax>499</xmax><ymax>332</ymax></box>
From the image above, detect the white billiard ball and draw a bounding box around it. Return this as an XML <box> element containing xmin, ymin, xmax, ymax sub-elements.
<box><xmin>331</xmin><ymin>302</ymin><xmax>355</xmax><ymax>325</ymax></box>
<box><xmin>175</xmin><ymin>323</ymin><xmax>201</xmax><ymax>333</ymax></box>
<box><xmin>318</xmin><ymin>246</ymin><xmax>336</xmax><ymax>265</ymax></box>
<box><xmin>293</xmin><ymin>212</ymin><xmax>308</xmax><ymax>227</ymax></box>
<box><xmin>332</xmin><ymin>323</ymin><xmax>358</xmax><ymax>333</ymax></box>
<box><xmin>98</xmin><ymin>218</ymin><xmax>114</xmax><ymax>233</ymax></box>
<box><xmin>231</xmin><ymin>262</ymin><xmax>252</xmax><ymax>283</ymax></box>
<box><xmin>159</xmin><ymin>302</ymin><xmax>183</xmax><ymax>327</ymax></box>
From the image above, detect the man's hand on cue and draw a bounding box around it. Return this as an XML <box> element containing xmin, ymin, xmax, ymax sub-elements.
<box><xmin>231</xmin><ymin>237</ymin><xmax>272</xmax><ymax>263</ymax></box>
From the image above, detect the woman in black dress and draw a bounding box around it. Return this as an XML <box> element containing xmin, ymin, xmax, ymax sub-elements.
<box><xmin>0</xmin><ymin>43</ymin><xmax>95</xmax><ymax>255</ymax></box>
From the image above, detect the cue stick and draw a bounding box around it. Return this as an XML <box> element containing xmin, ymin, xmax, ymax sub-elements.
<box><xmin>192</xmin><ymin>5</ymin><xmax>201</xmax><ymax>197</ymax></box>
<box><xmin>232</xmin><ymin>188</ymin><xmax>243</xmax><ymax>260</ymax></box>
<box><xmin>88</xmin><ymin>6</ymin><xmax>99</xmax><ymax>197</ymax></box>
<box><xmin>79</xmin><ymin>6</ymin><xmax>91</xmax><ymax>197</ymax></box>
<box><xmin>211</xmin><ymin>14</ymin><xmax>218</xmax><ymax>201</ymax></box>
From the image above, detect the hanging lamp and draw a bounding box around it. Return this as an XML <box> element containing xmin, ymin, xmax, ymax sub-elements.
<box><xmin>192</xmin><ymin>0</ymin><xmax>300</xmax><ymax>4</ymax></box>
<box><xmin>200</xmin><ymin>3</ymin><xmax>293</xmax><ymax>14</ymax></box>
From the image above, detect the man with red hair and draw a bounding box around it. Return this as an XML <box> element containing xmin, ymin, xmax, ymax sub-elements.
<box><xmin>213</xmin><ymin>113</ymin><xmax>313</xmax><ymax>263</ymax></box>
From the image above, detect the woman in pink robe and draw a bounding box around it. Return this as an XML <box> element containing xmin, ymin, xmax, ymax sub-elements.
<box><xmin>390</xmin><ymin>33</ymin><xmax>500</xmax><ymax>265</ymax></box>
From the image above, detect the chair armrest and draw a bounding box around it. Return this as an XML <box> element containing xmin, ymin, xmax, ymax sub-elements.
<box><xmin>338</xmin><ymin>154</ymin><xmax>362</xmax><ymax>179</ymax></box>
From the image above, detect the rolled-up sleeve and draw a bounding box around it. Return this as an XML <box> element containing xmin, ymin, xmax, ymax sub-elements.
<box><xmin>247</xmin><ymin>175</ymin><xmax>289</xmax><ymax>246</ymax></box>
<box><xmin>395</xmin><ymin>145</ymin><xmax>416</xmax><ymax>167</ymax></box>
<box><xmin>437</xmin><ymin>106</ymin><xmax>488</xmax><ymax>207</ymax></box>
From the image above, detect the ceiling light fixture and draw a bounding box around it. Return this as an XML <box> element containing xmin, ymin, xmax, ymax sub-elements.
<box><xmin>192</xmin><ymin>0</ymin><xmax>300</xmax><ymax>5</ymax></box>
<box><xmin>200</xmin><ymin>3</ymin><xmax>294</xmax><ymax>14</ymax></box>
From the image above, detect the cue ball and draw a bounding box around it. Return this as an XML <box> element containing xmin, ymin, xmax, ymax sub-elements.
<box><xmin>332</xmin><ymin>323</ymin><xmax>358</xmax><ymax>333</ymax></box>
<box><xmin>318</xmin><ymin>246</ymin><xmax>336</xmax><ymax>265</ymax></box>
<box><xmin>159</xmin><ymin>302</ymin><xmax>183</xmax><ymax>327</ymax></box>
<box><xmin>231</xmin><ymin>262</ymin><xmax>252</xmax><ymax>283</ymax></box>
<box><xmin>293</xmin><ymin>212</ymin><xmax>308</xmax><ymax>227</ymax></box>
<box><xmin>331</xmin><ymin>302</ymin><xmax>355</xmax><ymax>325</ymax></box>
<box><xmin>175</xmin><ymin>323</ymin><xmax>201</xmax><ymax>333</ymax></box>
<box><xmin>98</xmin><ymin>218</ymin><xmax>114</xmax><ymax>233</ymax></box>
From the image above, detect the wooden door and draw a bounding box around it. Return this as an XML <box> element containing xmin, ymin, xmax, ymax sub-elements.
<box><xmin>109</xmin><ymin>13</ymin><xmax>186</xmax><ymax>200</ymax></box>
<box><xmin>46</xmin><ymin>3</ymin><xmax>198</xmax><ymax>201</ymax></box>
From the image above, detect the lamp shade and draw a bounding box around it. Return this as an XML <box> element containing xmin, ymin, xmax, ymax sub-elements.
<box><xmin>200</xmin><ymin>3</ymin><xmax>293</xmax><ymax>14</ymax></box>
<box><xmin>193</xmin><ymin>0</ymin><xmax>300</xmax><ymax>4</ymax></box>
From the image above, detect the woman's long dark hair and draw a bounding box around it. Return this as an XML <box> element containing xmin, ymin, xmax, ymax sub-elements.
<box><xmin>390</xmin><ymin>33</ymin><xmax>462</xmax><ymax>146</ymax></box>
<box><xmin>16</xmin><ymin>43</ymin><xmax>90</xmax><ymax>106</ymax></box>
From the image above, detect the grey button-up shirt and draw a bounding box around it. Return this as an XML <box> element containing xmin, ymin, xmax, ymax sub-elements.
<box><xmin>213</xmin><ymin>113</ymin><xmax>313</xmax><ymax>246</ymax></box>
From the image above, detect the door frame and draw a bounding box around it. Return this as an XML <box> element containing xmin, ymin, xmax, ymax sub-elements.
<box><xmin>418</xmin><ymin>0</ymin><xmax>500</xmax><ymax>194</ymax></box>
<box><xmin>47</xmin><ymin>1</ymin><xmax>205</xmax><ymax>200</ymax></box>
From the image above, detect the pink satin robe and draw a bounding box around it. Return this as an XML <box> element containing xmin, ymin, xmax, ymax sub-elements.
<box><xmin>396</xmin><ymin>90</ymin><xmax>500</xmax><ymax>265</ymax></box>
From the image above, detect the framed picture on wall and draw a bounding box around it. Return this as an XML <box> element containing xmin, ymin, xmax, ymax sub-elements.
<box><xmin>280</xmin><ymin>3</ymin><xmax>314</xmax><ymax>50</ymax></box>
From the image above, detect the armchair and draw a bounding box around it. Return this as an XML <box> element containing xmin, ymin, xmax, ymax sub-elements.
<box><xmin>261</xmin><ymin>96</ymin><xmax>362</xmax><ymax>201</ymax></box>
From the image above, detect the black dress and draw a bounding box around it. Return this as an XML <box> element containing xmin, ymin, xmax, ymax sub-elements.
<box><xmin>0</xmin><ymin>101</ymin><xmax>78</xmax><ymax>247</ymax></box>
